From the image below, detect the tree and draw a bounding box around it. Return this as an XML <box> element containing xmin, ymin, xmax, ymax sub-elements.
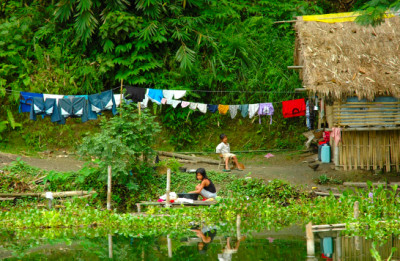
<box><xmin>356</xmin><ymin>0</ymin><xmax>400</xmax><ymax>26</ymax></box>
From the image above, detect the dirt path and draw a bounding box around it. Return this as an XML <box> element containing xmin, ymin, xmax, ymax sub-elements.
<box><xmin>1</xmin><ymin>150</ymin><xmax>398</xmax><ymax>190</ymax></box>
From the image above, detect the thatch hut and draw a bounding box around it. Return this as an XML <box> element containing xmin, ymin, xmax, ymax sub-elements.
<box><xmin>294</xmin><ymin>13</ymin><xmax>400</xmax><ymax>172</ymax></box>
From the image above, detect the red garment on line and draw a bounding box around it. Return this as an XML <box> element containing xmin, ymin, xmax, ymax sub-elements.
<box><xmin>282</xmin><ymin>98</ymin><xmax>306</xmax><ymax>118</ymax></box>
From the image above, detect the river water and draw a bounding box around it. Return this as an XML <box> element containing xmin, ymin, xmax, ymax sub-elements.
<box><xmin>1</xmin><ymin>225</ymin><xmax>398</xmax><ymax>260</ymax></box>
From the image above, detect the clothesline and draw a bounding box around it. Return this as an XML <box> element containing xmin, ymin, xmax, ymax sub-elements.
<box><xmin>5</xmin><ymin>85</ymin><xmax>303</xmax><ymax>95</ymax></box>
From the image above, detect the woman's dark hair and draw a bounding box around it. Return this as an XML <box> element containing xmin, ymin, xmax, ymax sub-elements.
<box><xmin>196</xmin><ymin>168</ymin><xmax>208</xmax><ymax>180</ymax></box>
<box><xmin>220</xmin><ymin>133</ymin><xmax>227</xmax><ymax>140</ymax></box>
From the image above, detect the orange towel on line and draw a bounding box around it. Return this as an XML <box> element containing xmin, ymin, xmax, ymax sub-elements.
<box><xmin>218</xmin><ymin>104</ymin><xmax>229</xmax><ymax>115</ymax></box>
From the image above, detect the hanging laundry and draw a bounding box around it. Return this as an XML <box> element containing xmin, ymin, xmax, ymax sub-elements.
<box><xmin>197</xmin><ymin>103</ymin><xmax>207</xmax><ymax>113</ymax></box>
<box><xmin>167</xmin><ymin>99</ymin><xmax>181</xmax><ymax>108</ymax></box>
<box><xmin>141</xmin><ymin>89</ymin><xmax>150</xmax><ymax>109</ymax></box>
<box><xmin>207</xmin><ymin>104</ymin><xmax>218</xmax><ymax>113</ymax></box>
<box><xmin>113</xmin><ymin>94</ymin><xmax>124</xmax><ymax>107</ymax></box>
<box><xmin>181</xmin><ymin>101</ymin><xmax>190</xmax><ymax>108</ymax></box>
<box><xmin>306</xmin><ymin>100</ymin><xmax>316</xmax><ymax>130</ymax></box>
<box><xmin>173</xmin><ymin>90</ymin><xmax>186</xmax><ymax>99</ymax></box>
<box><xmin>218</xmin><ymin>105</ymin><xmax>229</xmax><ymax>115</ymax></box>
<box><xmin>189</xmin><ymin>102</ymin><xmax>198</xmax><ymax>110</ymax></box>
<box><xmin>248</xmin><ymin>104</ymin><xmax>259</xmax><ymax>119</ymax></box>
<box><xmin>282</xmin><ymin>98</ymin><xmax>306</xmax><ymax>118</ymax></box>
<box><xmin>43</xmin><ymin>94</ymin><xmax>64</xmax><ymax>105</ymax></box>
<box><xmin>162</xmin><ymin>90</ymin><xmax>174</xmax><ymax>100</ymax></box>
<box><xmin>148</xmin><ymin>89</ymin><xmax>163</xmax><ymax>105</ymax></box>
<box><xmin>229</xmin><ymin>105</ymin><xmax>239</xmax><ymax>119</ymax></box>
<box><xmin>20</xmin><ymin>92</ymin><xmax>43</xmax><ymax>113</ymax></box>
<box><xmin>29</xmin><ymin>97</ymin><xmax>61</xmax><ymax>123</ymax></box>
<box><xmin>88</xmin><ymin>90</ymin><xmax>117</xmax><ymax>120</ymax></box>
<box><xmin>161</xmin><ymin>98</ymin><xmax>167</xmax><ymax>104</ymax></box>
<box><xmin>124</xmin><ymin>86</ymin><xmax>146</xmax><ymax>102</ymax></box>
<box><xmin>59</xmin><ymin>96</ymin><xmax>89</xmax><ymax>124</ymax></box>
<box><xmin>239</xmin><ymin>104</ymin><xmax>249</xmax><ymax>118</ymax></box>
<box><xmin>330</xmin><ymin>127</ymin><xmax>341</xmax><ymax>146</ymax></box>
<box><xmin>258</xmin><ymin>103</ymin><xmax>274</xmax><ymax>124</ymax></box>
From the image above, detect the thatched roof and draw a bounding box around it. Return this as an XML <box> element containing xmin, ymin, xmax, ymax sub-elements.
<box><xmin>295</xmin><ymin>15</ymin><xmax>400</xmax><ymax>100</ymax></box>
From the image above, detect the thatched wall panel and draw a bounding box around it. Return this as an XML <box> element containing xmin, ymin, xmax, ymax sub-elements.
<box><xmin>295</xmin><ymin>16</ymin><xmax>400</xmax><ymax>100</ymax></box>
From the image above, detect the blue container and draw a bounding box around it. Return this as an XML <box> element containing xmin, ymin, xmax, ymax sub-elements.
<box><xmin>318</xmin><ymin>145</ymin><xmax>323</xmax><ymax>161</ymax></box>
<box><xmin>321</xmin><ymin>145</ymin><xmax>331</xmax><ymax>163</ymax></box>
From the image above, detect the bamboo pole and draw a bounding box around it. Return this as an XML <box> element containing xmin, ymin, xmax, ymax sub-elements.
<box><xmin>120</xmin><ymin>79</ymin><xmax>123</xmax><ymax>118</ymax></box>
<box><xmin>108</xmin><ymin>234</ymin><xmax>113</xmax><ymax>259</ymax></box>
<box><xmin>138</xmin><ymin>102</ymin><xmax>141</xmax><ymax>116</ymax></box>
<box><xmin>167</xmin><ymin>234</ymin><xmax>172</xmax><ymax>258</ymax></box>
<box><xmin>306</xmin><ymin>222</ymin><xmax>316</xmax><ymax>260</ymax></box>
<box><xmin>166</xmin><ymin>168</ymin><xmax>171</xmax><ymax>208</ymax></box>
<box><xmin>0</xmin><ymin>191</ymin><xmax>96</xmax><ymax>198</ymax></box>
<box><xmin>236</xmin><ymin>214</ymin><xmax>241</xmax><ymax>240</ymax></box>
<box><xmin>107</xmin><ymin>165</ymin><xmax>112</xmax><ymax>210</ymax></box>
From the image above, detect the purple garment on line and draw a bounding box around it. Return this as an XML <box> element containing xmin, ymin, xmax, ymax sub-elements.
<box><xmin>258</xmin><ymin>103</ymin><xmax>274</xmax><ymax>124</ymax></box>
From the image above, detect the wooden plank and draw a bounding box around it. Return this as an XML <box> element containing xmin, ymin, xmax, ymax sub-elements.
<box><xmin>334</xmin><ymin>102</ymin><xmax>400</xmax><ymax>105</ymax></box>
<box><xmin>341</xmin><ymin>127</ymin><xmax>400</xmax><ymax>131</ymax></box>
<box><xmin>139</xmin><ymin>200</ymin><xmax>217</xmax><ymax>206</ymax></box>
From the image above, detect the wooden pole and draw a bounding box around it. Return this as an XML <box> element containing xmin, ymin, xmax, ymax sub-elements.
<box><xmin>336</xmin><ymin>231</ymin><xmax>342</xmax><ymax>260</ymax></box>
<box><xmin>306</xmin><ymin>222</ymin><xmax>316</xmax><ymax>260</ymax></box>
<box><xmin>354</xmin><ymin>201</ymin><xmax>360</xmax><ymax>251</ymax></box>
<box><xmin>166</xmin><ymin>168</ymin><xmax>171</xmax><ymax>208</ymax></box>
<box><xmin>108</xmin><ymin>234</ymin><xmax>113</xmax><ymax>259</ymax></box>
<box><xmin>167</xmin><ymin>234</ymin><xmax>172</xmax><ymax>258</ymax></box>
<box><xmin>107</xmin><ymin>165</ymin><xmax>112</xmax><ymax>210</ymax></box>
<box><xmin>236</xmin><ymin>214</ymin><xmax>241</xmax><ymax>240</ymax></box>
<box><xmin>138</xmin><ymin>102</ymin><xmax>141</xmax><ymax>116</ymax></box>
<box><xmin>120</xmin><ymin>79</ymin><xmax>123</xmax><ymax>117</ymax></box>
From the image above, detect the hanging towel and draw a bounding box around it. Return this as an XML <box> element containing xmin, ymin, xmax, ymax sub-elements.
<box><xmin>125</xmin><ymin>87</ymin><xmax>146</xmax><ymax>102</ymax></box>
<box><xmin>162</xmin><ymin>90</ymin><xmax>174</xmax><ymax>100</ymax></box>
<box><xmin>282</xmin><ymin>98</ymin><xmax>306</xmax><ymax>118</ymax></box>
<box><xmin>173</xmin><ymin>90</ymin><xmax>186</xmax><ymax>99</ymax></box>
<box><xmin>248</xmin><ymin>104</ymin><xmax>259</xmax><ymax>119</ymax></box>
<box><xmin>218</xmin><ymin>105</ymin><xmax>229</xmax><ymax>115</ymax></box>
<box><xmin>330</xmin><ymin>127</ymin><xmax>341</xmax><ymax>146</ymax></box>
<box><xmin>140</xmin><ymin>89</ymin><xmax>150</xmax><ymax>109</ymax></box>
<box><xmin>148</xmin><ymin>89</ymin><xmax>163</xmax><ymax>105</ymax></box>
<box><xmin>197</xmin><ymin>103</ymin><xmax>207</xmax><ymax>113</ymax></box>
<box><xmin>239</xmin><ymin>104</ymin><xmax>249</xmax><ymax>118</ymax></box>
<box><xmin>167</xmin><ymin>99</ymin><xmax>181</xmax><ymax>108</ymax></box>
<box><xmin>229</xmin><ymin>105</ymin><xmax>239</xmax><ymax>119</ymax></box>
<box><xmin>43</xmin><ymin>94</ymin><xmax>64</xmax><ymax>105</ymax></box>
<box><xmin>181</xmin><ymin>101</ymin><xmax>190</xmax><ymax>108</ymax></box>
<box><xmin>258</xmin><ymin>103</ymin><xmax>274</xmax><ymax>124</ymax></box>
<box><xmin>113</xmin><ymin>94</ymin><xmax>124</xmax><ymax>107</ymax></box>
<box><xmin>161</xmin><ymin>98</ymin><xmax>167</xmax><ymax>104</ymax></box>
<box><xmin>207</xmin><ymin>104</ymin><xmax>218</xmax><ymax>113</ymax></box>
<box><xmin>189</xmin><ymin>102</ymin><xmax>198</xmax><ymax>110</ymax></box>
<box><xmin>20</xmin><ymin>92</ymin><xmax>43</xmax><ymax>113</ymax></box>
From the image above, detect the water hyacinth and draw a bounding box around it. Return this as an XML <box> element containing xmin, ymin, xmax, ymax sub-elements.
<box><xmin>368</xmin><ymin>192</ymin><xmax>374</xmax><ymax>203</ymax></box>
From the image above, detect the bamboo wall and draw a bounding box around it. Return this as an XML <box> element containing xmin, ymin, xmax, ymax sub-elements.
<box><xmin>339</xmin><ymin>130</ymin><xmax>400</xmax><ymax>172</ymax></box>
<box><xmin>334</xmin><ymin>100</ymin><xmax>400</xmax><ymax>127</ymax></box>
<box><xmin>336</xmin><ymin>235</ymin><xmax>400</xmax><ymax>261</ymax></box>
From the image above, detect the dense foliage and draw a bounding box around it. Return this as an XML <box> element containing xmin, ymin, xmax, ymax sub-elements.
<box><xmin>0</xmin><ymin>0</ymin><xmax>377</xmax><ymax>151</ymax></box>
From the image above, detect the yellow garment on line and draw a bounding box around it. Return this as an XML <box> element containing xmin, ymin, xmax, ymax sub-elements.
<box><xmin>218</xmin><ymin>105</ymin><xmax>229</xmax><ymax>115</ymax></box>
<box><xmin>302</xmin><ymin>12</ymin><xmax>394</xmax><ymax>23</ymax></box>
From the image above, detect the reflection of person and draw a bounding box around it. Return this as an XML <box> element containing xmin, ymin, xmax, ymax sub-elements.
<box><xmin>218</xmin><ymin>236</ymin><xmax>245</xmax><ymax>261</ymax></box>
<box><xmin>216</xmin><ymin>134</ymin><xmax>243</xmax><ymax>172</ymax></box>
<box><xmin>191</xmin><ymin>226</ymin><xmax>217</xmax><ymax>254</ymax></box>
<box><xmin>188</xmin><ymin>168</ymin><xmax>217</xmax><ymax>199</ymax></box>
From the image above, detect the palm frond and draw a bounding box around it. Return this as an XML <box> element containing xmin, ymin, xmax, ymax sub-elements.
<box><xmin>175</xmin><ymin>44</ymin><xmax>196</xmax><ymax>70</ymax></box>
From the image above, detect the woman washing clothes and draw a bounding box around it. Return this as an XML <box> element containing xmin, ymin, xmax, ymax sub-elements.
<box><xmin>189</xmin><ymin>168</ymin><xmax>217</xmax><ymax>199</ymax></box>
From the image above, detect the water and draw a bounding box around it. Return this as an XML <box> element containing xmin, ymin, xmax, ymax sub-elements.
<box><xmin>1</xmin><ymin>226</ymin><xmax>399</xmax><ymax>260</ymax></box>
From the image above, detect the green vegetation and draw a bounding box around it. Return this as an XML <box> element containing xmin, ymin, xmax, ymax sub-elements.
<box><xmin>316</xmin><ymin>174</ymin><xmax>343</xmax><ymax>185</ymax></box>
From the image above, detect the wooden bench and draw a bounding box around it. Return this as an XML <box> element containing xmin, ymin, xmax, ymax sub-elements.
<box><xmin>136</xmin><ymin>200</ymin><xmax>217</xmax><ymax>213</ymax></box>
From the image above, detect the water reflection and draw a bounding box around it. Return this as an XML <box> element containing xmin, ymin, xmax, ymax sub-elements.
<box><xmin>308</xmin><ymin>229</ymin><xmax>400</xmax><ymax>261</ymax></box>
